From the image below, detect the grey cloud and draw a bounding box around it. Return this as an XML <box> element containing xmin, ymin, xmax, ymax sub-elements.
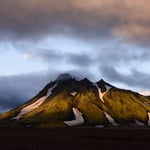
<box><xmin>0</xmin><ymin>96</ymin><xmax>22</xmax><ymax>113</ymax></box>
<box><xmin>0</xmin><ymin>0</ymin><xmax>150</xmax><ymax>46</ymax></box>
<box><xmin>36</xmin><ymin>49</ymin><xmax>64</xmax><ymax>62</ymax></box>
<box><xmin>32</xmin><ymin>49</ymin><xmax>95</xmax><ymax>68</ymax></box>
<box><xmin>0</xmin><ymin>0</ymin><xmax>114</xmax><ymax>40</ymax></box>
<box><xmin>100</xmin><ymin>65</ymin><xmax>150</xmax><ymax>90</ymax></box>
<box><xmin>67</xmin><ymin>69</ymin><xmax>96</xmax><ymax>81</ymax></box>
<box><xmin>100</xmin><ymin>65</ymin><xmax>123</xmax><ymax>82</ymax></box>
<box><xmin>95</xmin><ymin>41</ymin><xmax>150</xmax><ymax>68</ymax></box>
<box><xmin>22</xmin><ymin>47</ymin><xmax>150</xmax><ymax>87</ymax></box>
<box><xmin>67</xmin><ymin>53</ymin><xmax>94</xmax><ymax>67</ymax></box>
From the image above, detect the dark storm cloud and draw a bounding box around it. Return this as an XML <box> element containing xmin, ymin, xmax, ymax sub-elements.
<box><xmin>0</xmin><ymin>96</ymin><xmax>22</xmax><ymax>113</ymax></box>
<box><xmin>0</xmin><ymin>73</ymin><xmax>57</xmax><ymax>112</ymax></box>
<box><xmin>100</xmin><ymin>65</ymin><xmax>150</xmax><ymax>90</ymax></box>
<box><xmin>0</xmin><ymin>0</ymin><xmax>150</xmax><ymax>46</ymax></box>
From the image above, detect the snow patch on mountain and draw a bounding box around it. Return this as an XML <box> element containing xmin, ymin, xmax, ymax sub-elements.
<box><xmin>93</xmin><ymin>83</ymin><xmax>112</xmax><ymax>103</ymax></box>
<box><xmin>12</xmin><ymin>83</ymin><xmax>58</xmax><ymax>120</ymax></box>
<box><xmin>143</xmin><ymin>101</ymin><xmax>150</xmax><ymax>106</ymax></box>
<box><xmin>64</xmin><ymin>107</ymin><xmax>84</xmax><ymax>126</ymax></box>
<box><xmin>147</xmin><ymin>112</ymin><xmax>150</xmax><ymax>126</ymax></box>
<box><xmin>98</xmin><ymin>89</ymin><xmax>105</xmax><ymax>103</ymax></box>
<box><xmin>12</xmin><ymin>96</ymin><xmax>46</xmax><ymax>120</ymax></box>
<box><xmin>135</xmin><ymin>119</ymin><xmax>145</xmax><ymax>126</ymax></box>
<box><xmin>105</xmin><ymin>85</ymin><xmax>112</xmax><ymax>91</ymax></box>
<box><xmin>70</xmin><ymin>91</ymin><xmax>77</xmax><ymax>96</ymax></box>
<box><xmin>104</xmin><ymin>111</ymin><xmax>119</xmax><ymax>126</ymax></box>
<box><xmin>47</xmin><ymin>83</ymin><xmax>58</xmax><ymax>96</ymax></box>
<box><xmin>139</xmin><ymin>91</ymin><xmax>150</xmax><ymax>96</ymax></box>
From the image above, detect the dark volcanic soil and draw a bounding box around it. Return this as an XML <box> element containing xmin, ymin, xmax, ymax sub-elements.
<box><xmin>0</xmin><ymin>127</ymin><xmax>150</xmax><ymax>150</ymax></box>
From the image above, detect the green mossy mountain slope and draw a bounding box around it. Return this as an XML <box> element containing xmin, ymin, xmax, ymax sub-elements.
<box><xmin>0</xmin><ymin>74</ymin><xmax>150</xmax><ymax>128</ymax></box>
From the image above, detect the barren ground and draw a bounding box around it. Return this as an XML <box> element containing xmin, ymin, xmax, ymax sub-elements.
<box><xmin>0</xmin><ymin>127</ymin><xmax>150</xmax><ymax>150</ymax></box>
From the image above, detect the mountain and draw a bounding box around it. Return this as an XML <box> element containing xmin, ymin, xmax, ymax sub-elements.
<box><xmin>1</xmin><ymin>73</ymin><xmax>150</xmax><ymax>128</ymax></box>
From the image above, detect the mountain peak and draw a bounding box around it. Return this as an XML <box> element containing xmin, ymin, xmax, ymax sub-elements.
<box><xmin>97</xmin><ymin>79</ymin><xmax>113</xmax><ymax>86</ymax></box>
<box><xmin>79</xmin><ymin>77</ymin><xmax>91</xmax><ymax>84</ymax></box>
<box><xmin>56</xmin><ymin>73</ymin><xmax>74</xmax><ymax>81</ymax></box>
<box><xmin>99</xmin><ymin>79</ymin><xmax>105</xmax><ymax>83</ymax></box>
<box><xmin>97</xmin><ymin>79</ymin><xmax>113</xmax><ymax>93</ymax></box>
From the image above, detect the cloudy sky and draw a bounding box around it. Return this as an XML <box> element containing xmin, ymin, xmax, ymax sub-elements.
<box><xmin>0</xmin><ymin>0</ymin><xmax>150</xmax><ymax>112</ymax></box>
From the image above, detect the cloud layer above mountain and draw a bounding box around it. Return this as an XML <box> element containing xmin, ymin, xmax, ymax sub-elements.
<box><xmin>0</xmin><ymin>0</ymin><xmax>150</xmax><ymax>46</ymax></box>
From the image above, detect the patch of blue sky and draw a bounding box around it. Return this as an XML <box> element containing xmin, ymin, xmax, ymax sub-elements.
<box><xmin>0</xmin><ymin>46</ymin><xmax>47</xmax><ymax>76</ymax></box>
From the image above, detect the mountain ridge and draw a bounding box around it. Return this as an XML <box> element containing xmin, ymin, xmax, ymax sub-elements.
<box><xmin>0</xmin><ymin>73</ymin><xmax>150</xmax><ymax>128</ymax></box>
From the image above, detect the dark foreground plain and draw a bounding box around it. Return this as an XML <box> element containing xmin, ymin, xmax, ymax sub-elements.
<box><xmin>1</xmin><ymin>127</ymin><xmax>150</xmax><ymax>150</ymax></box>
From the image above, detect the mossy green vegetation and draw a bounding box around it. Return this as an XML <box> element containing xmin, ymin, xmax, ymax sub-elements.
<box><xmin>1</xmin><ymin>78</ymin><xmax>150</xmax><ymax>128</ymax></box>
<box><xmin>102</xmin><ymin>88</ymin><xmax>150</xmax><ymax>125</ymax></box>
